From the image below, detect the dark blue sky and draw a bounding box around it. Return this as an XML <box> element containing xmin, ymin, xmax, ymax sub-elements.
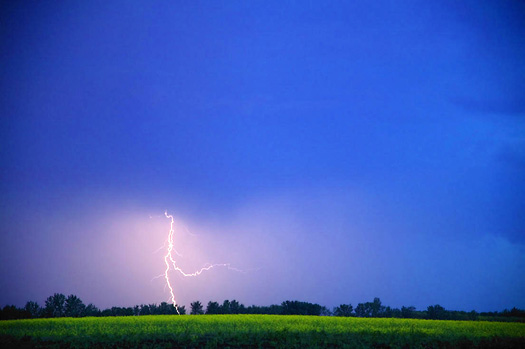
<box><xmin>1</xmin><ymin>1</ymin><xmax>524</xmax><ymax>312</ymax></box>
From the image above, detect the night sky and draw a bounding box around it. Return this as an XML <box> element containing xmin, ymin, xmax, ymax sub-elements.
<box><xmin>1</xmin><ymin>1</ymin><xmax>524</xmax><ymax>312</ymax></box>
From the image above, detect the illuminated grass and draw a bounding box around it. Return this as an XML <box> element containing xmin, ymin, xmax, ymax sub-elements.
<box><xmin>1</xmin><ymin>315</ymin><xmax>524</xmax><ymax>348</ymax></box>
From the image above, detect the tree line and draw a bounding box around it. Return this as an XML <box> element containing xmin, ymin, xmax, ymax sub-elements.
<box><xmin>189</xmin><ymin>300</ymin><xmax>330</xmax><ymax>316</ymax></box>
<box><xmin>330</xmin><ymin>297</ymin><xmax>522</xmax><ymax>321</ymax></box>
<box><xmin>0</xmin><ymin>293</ymin><xmax>185</xmax><ymax>320</ymax></box>
<box><xmin>1</xmin><ymin>293</ymin><xmax>524</xmax><ymax>322</ymax></box>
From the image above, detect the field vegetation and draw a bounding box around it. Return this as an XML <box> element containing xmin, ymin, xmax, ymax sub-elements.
<box><xmin>1</xmin><ymin>314</ymin><xmax>524</xmax><ymax>348</ymax></box>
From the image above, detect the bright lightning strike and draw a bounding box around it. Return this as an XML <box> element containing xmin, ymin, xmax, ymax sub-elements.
<box><xmin>162</xmin><ymin>211</ymin><xmax>241</xmax><ymax>315</ymax></box>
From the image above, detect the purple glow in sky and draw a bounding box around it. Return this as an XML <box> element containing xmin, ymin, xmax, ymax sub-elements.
<box><xmin>1</xmin><ymin>1</ymin><xmax>524</xmax><ymax>312</ymax></box>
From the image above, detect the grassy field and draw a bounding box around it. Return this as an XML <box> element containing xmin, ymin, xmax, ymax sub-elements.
<box><xmin>1</xmin><ymin>314</ymin><xmax>524</xmax><ymax>348</ymax></box>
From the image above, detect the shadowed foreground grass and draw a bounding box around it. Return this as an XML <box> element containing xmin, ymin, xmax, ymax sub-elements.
<box><xmin>1</xmin><ymin>314</ymin><xmax>524</xmax><ymax>348</ymax></box>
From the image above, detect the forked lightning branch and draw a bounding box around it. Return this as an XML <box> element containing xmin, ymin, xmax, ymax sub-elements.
<box><xmin>162</xmin><ymin>211</ymin><xmax>240</xmax><ymax>314</ymax></box>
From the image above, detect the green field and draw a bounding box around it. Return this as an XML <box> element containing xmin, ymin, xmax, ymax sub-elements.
<box><xmin>1</xmin><ymin>315</ymin><xmax>524</xmax><ymax>348</ymax></box>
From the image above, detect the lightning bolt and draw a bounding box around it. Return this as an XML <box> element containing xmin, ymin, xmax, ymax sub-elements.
<box><xmin>162</xmin><ymin>211</ymin><xmax>241</xmax><ymax>315</ymax></box>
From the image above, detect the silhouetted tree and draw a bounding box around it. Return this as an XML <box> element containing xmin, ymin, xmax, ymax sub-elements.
<box><xmin>0</xmin><ymin>305</ymin><xmax>29</xmax><ymax>320</ymax></box>
<box><xmin>390</xmin><ymin>307</ymin><xmax>402</xmax><ymax>318</ymax></box>
<box><xmin>230</xmin><ymin>300</ymin><xmax>241</xmax><ymax>314</ymax></box>
<box><xmin>148</xmin><ymin>303</ymin><xmax>159</xmax><ymax>314</ymax></box>
<box><xmin>190</xmin><ymin>301</ymin><xmax>204</xmax><ymax>315</ymax></box>
<box><xmin>427</xmin><ymin>304</ymin><xmax>447</xmax><ymax>320</ymax></box>
<box><xmin>401</xmin><ymin>306</ymin><xmax>416</xmax><ymax>318</ymax></box>
<box><xmin>25</xmin><ymin>301</ymin><xmax>41</xmax><ymax>318</ymax></box>
<box><xmin>102</xmin><ymin>306</ymin><xmax>134</xmax><ymax>317</ymax></box>
<box><xmin>221</xmin><ymin>300</ymin><xmax>231</xmax><ymax>314</ymax></box>
<box><xmin>84</xmin><ymin>303</ymin><xmax>100</xmax><ymax>317</ymax></box>
<box><xmin>504</xmin><ymin>307</ymin><xmax>525</xmax><ymax>318</ymax></box>
<box><xmin>44</xmin><ymin>293</ymin><xmax>66</xmax><ymax>317</ymax></box>
<box><xmin>246</xmin><ymin>304</ymin><xmax>282</xmax><ymax>315</ymax></box>
<box><xmin>355</xmin><ymin>303</ymin><xmax>370</xmax><ymax>317</ymax></box>
<box><xmin>178</xmin><ymin>305</ymin><xmax>187</xmax><ymax>315</ymax></box>
<box><xmin>65</xmin><ymin>295</ymin><xmax>86</xmax><ymax>317</ymax></box>
<box><xmin>352</xmin><ymin>298</ymin><xmax>385</xmax><ymax>317</ymax></box>
<box><xmin>139</xmin><ymin>304</ymin><xmax>151</xmax><ymax>315</ymax></box>
<box><xmin>468</xmin><ymin>310</ymin><xmax>478</xmax><ymax>321</ymax></box>
<box><xmin>383</xmin><ymin>306</ymin><xmax>393</xmax><ymax>317</ymax></box>
<box><xmin>370</xmin><ymin>297</ymin><xmax>385</xmax><ymax>317</ymax></box>
<box><xmin>158</xmin><ymin>302</ymin><xmax>177</xmax><ymax>315</ymax></box>
<box><xmin>320</xmin><ymin>306</ymin><xmax>332</xmax><ymax>316</ymax></box>
<box><xmin>206</xmin><ymin>301</ymin><xmax>220</xmax><ymax>314</ymax></box>
<box><xmin>334</xmin><ymin>304</ymin><xmax>353</xmax><ymax>317</ymax></box>
<box><xmin>133</xmin><ymin>305</ymin><xmax>140</xmax><ymax>316</ymax></box>
<box><xmin>281</xmin><ymin>301</ymin><xmax>322</xmax><ymax>315</ymax></box>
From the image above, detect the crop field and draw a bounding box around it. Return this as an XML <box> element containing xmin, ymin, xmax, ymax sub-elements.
<box><xmin>1</xmin><ymin>315</ymin><xmax>524</xmax><ymax>348</ymax></box>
